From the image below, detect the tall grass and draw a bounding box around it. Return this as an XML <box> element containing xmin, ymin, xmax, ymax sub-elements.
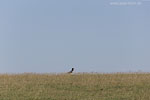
<box><xmin>0</xmin><ymin>73</ymin><xmax>150</xmax><ymax>100</ymax></box>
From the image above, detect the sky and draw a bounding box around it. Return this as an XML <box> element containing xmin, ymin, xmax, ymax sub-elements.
<box><xmin>0</xmin><ymin>0</ymin><xmax>150</xmax><ymax>73</ymax></box>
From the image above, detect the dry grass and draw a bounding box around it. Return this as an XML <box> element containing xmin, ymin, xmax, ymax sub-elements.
<box><xmin>0</xmin><ymin>73</ymin><xmax>150</xmax><ymax>100</ymax></box>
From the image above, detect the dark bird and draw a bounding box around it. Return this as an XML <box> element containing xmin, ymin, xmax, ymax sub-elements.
<box><xmin>68</xmin><ymin>68</ymin><xmax>74</xmax><ymax>73</ymax></box>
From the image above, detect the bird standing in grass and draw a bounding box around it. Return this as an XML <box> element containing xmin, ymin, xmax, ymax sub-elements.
<box><xmin>68</xmin><ymin>68</ymin><xmax>74</xmax><ymax>74</ymax></box>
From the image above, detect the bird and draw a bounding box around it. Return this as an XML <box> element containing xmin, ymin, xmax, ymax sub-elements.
<box><xmin>68</xmin><ymin>68</ymin><xmax>74</xmax><ymax>74</ymax></box>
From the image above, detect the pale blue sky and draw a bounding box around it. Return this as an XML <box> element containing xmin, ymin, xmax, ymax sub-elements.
<box><xmin>0</xmin><ymin>0</ymin><xmax>150</xmax><ymax>73</ymax></box>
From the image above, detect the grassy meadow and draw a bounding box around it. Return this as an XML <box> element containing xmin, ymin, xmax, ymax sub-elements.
<box><xmin>0</xmin><ymin>73</ymin><xmax>150</xmax><ymax>100</ymax></box>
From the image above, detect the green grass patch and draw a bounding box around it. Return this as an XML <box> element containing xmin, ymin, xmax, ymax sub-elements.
<box><xmin>0</xmin><ymin>73</ymin><xmax>150</xmax><ymax>100</ymax></box>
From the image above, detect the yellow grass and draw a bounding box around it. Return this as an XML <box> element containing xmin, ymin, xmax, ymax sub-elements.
<box><xmin>0</xmin><ymin>73</ymin><xmax>150</xmax><ymax>100</ymax></box>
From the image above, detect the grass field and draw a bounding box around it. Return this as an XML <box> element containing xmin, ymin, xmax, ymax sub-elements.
<box><xmin>0</xmin><ymin>73</ymin><xmax>150</xmax><ymax>100</ymax></box>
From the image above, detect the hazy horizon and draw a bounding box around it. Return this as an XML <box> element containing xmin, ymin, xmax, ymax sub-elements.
<box><xmin>1</xmin><ymin>0</ymin><xmax>150</xmax><ymax>73</ymax></box>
